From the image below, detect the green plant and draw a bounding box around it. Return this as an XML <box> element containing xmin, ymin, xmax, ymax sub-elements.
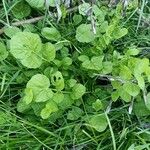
<box><xmin>0</xmin><ymin>0</ymin><xmax>150</xmax><ymax>149</ymax></box>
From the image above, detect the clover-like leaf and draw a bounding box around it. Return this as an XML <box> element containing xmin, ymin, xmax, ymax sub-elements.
<box><xmin>89</xmin><ymin>114</ymin><xmax>108</xmax><ymax>132</ymax></box>
<box><xmin>76</xmin><ymin>24</ymin><xmax>95</xmax><ymax>43</ymax></box>
<box><xmin>126</xmin><ymin>47</ymin><xmax>140</xmax><ymax>56</ymax></box>
<box><xmin>42</xmin><ymin>43</ymin><xmax>56</xmax><ymax>62</ymax></box>
<box><xmin>35</xmin><ymin>88</ymin><xmax>53</xmax><ymax>102</ymax></box>
<box><xmin>53</xmin><ymin>91</ymin><xmax>64</xmax><ymax>104</ymax></box>
<box><xmin>123</xmin><ymin>82</ymin><xmax>140</xmax><ymax>97</ymax></box>
<box><xmin>4</xmin><ymin>26</ymin><xmax>21</xmax><ymax>38</ymax></box>
<box><xmin>27</xmin><ymin>74</ymin><xmax>50</xmax><ymax>90</ymax></box>
<box><xmin>78</xmin><ymin>2</ymin><xmax>91</xmax><ymax>16</ymax></box>
<box><xmin>12</xmin><ymin>1</ymin><xmax>31</xmax><ymax>19</ymax></box>
<box><xmin>17</xmin><ymin>99</ymin><xmax>31</xmax><ymax>112</ymax></box>
<box><xmin>111</xmin><ymin>81</ymin><xmax>122</xmax><ymax>89</ymax></box>
<box><xmin>67</xmin><ymin>106</ymin><xmax>83</xmax><ymax>120</ymax></box>
<box><xmin>113</xmin><ymin>28</ymin><xmax>128</xmax><ymax>39</ymax></box>
<box><xmin>40</xmin><ymin>101</ymin><xmax>58</xmax><ymax>119</ymax></box>
<box><xmin>119</xmin><ymin>65</ymin><xmax>132</xmax><ymax>80</ymax></box>
<box><xmin>25</xmin><ymin>0</ymin><xmax>44</xmax><ymax>9</ymax></box>
<box><xmin>22</xmin><ymin>88</ymin><xmax>33</xmax><ymax>104</ymax></box>
<box><xmin>134</xmin><ymin>58</ymin><xmax>149</xmax><ymax>76</ymax></box>
<box><xmin>118</xmin><ymin>87</ymin><xmax>131</xmax><ymax>102</ymax></box>
<box><xmin>10</xmin><ymin>32</ymin><xmax>42</xmax><ymax>68</ymax></box>
<box><xmin>136</xmin><ymin>76</ymin><xmax>145</xmax><ymax>90</ymax></box>
<box><xmin>51</xmin><ymin>71</ymin><xmax>64</xmax><ymax>90</ymax></box>
<box><xmin>102</xmin><ymin>61</ymin><xmax>112</xmax><ymax>74</ymax></box>
<box><xmin>82</xmin><ymin>56</ymin><xmax>104</xmax><ymax>71</ymax></box>
<box><xmin>92</xmin><ymin>99</ymin><xmax>103</xmax><ymax>111</ymax></box>
<box><xmin>111</xmin><ymin>90</ymin><xmax>120</xmax><ymax>102</ymax></box>
<box><xmin>0</xmin><ymin>42</ymin><xmax>8</xmax><ymax>61</ymax></box>
<box><xmin>70</xmin><ymin>83</ymin><xmax>86</xmax><ymax>100</ymax></box>
<box><xmin>41</xmin><ymin>27</ymin><xmax>61</xmax><ymax>41</ymax></box>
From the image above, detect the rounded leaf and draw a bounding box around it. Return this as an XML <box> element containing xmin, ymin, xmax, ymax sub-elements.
<box><xmin>25</xmin><ymin>0</ymin><xmax>44</xmax><ymax>9</ymax></box>
<box><xmin>76</xmin><ymin>24</ymin><xmax>95</xmax><ymax>43</ymax></box>
<box><xmin>89</xmin><ymin>114</ymin><xmax>108</xmax><ymax>132</ymax></box>
<box><xmin>22</xmin><ymin>88</ymin><xmax>33</xmax><ymax>104</ymax></box>
<box><xmin>42</xmin><ymin>43</ymin><xmax>56</xmax><ymax>62</ymax></box>
<box><xmin>4</xmin><ymin>26</ymin><xmax>21</xmax><ymax>38</ymax></box>
<box><xmin>12</xmin><ymin>1</ymin><xmax>31</xmax><ymax>19</ymax></box>
<box><xmin>123</xmin><ymin>82</ymin><xmax>140</xmax><ymax>97</ymax></box>
<box><xmin>51</xmin><ymin>71</ymin><xmax>64</xmax><ymax>90</ymax></box>
<box><xmin>40</xmin><ymin>101</ymin><xmax>58</xmax><ymax>119</ymax></box>
<box><xmin>10</xmin><ymin>32</ymin><xmax>42</xmax><ymax>68</ymax></box>
<box><xmin>35</xmin><ymin>88</ymin><xmax>53</xmax><ymax>102</ymax></box>
<box><xmin>70</xmin><ymin>83</ymin><xmax>86</xmax><ymax>100</ymax></box>
<box><xmin>41</xmin><ymin>27</ymin><xmax>61</xmax><ymax>41</ymax></box>
<box><xmin>78</xmin><ymin>2</ymin><xmax>91</xmax><ymax>16</ymax></box>
<box><xmin>53</xmin><ymin>92</ymin><xmax>64</xmax><ymax>103</ymax></box>
<box><xmin>27</xmin><ymin>74</ymin><xmax>50</xmax><ymax>90</ymax></box>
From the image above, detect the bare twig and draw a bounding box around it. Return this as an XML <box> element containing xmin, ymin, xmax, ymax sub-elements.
<box><xmin>0</xmin><ymin>16</ymin><xmax>44</xmax><ymax>35</ymax></box>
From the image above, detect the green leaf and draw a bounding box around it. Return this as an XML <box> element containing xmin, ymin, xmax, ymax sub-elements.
<box><xmin>12</xmin><ymin>1</ymin><xmax>31</xmax><ymax>19</ymax></box>
<box><xmin>111</xmin><ymin>81</ymin><xmax>122</xmax><ymax>89</ymax></box>
<box><xmin>89</xmin><ymin>114</ymin><xmax>108</xmax><ymax>132</ymax></box>
<box><xmin>102</xmin><ymin>61</ymin><xmax>112</xmax><ymax>74</ymax></box>
<box><xmin>27</xmin><ymin>74</ymin><xmax>50</xmax><ymax>91</ymax></box>
<box><xmin>123</xmin><ymin>82</ymin><xmax>140</xmax><ymax>97</ymax></box>
<box><xmin>22</xmin><ymin>88</ymin><xmax>33</xmax><ymax>104</ymax></box>
<box><xmin>41</xmin><ymin>27</ymin><xmax>61</xmax><ymax>41</ymax></box>
<box><xmin>59</xmin><ymin>94</ymin><xmax>73</xmax><ymax>109</ymax></box>
<box><xmin>67</xmin><ymin>106</ymin><xmax>83</xmax><ymax>120</ymax></box>
<box><xmin>76</xmin><ymin>24</ymin><xmax>95</xmax><ymax>43</ymax></box>
<box><xmin>35</xmin><ymin>88</ymin><xmax>53</xmax><ymax>102</ymax></box>
<box><xmin>78</xmin><ymin>55</ymin><xmax>89</xmax><ymax>62</ymax></box>
<box><xmin>82</xmin><ymin>56</ymin><xmax>104</xmax><ymax>71</ymax></box>
<box><xmin>17</xmin><ymin>99</ymin><xmax>31</xmax><ymax>112</ymax></box>
<box><xmin>4</xmin><ymin>26</ymin><xmax>21</xmax><ymax>38</ymax></box>
<box><xmin>53</xmin><ymin>91</ymin><xmax>64</xmax><ymax>104</ymax></box>
<box><xmin>10</xmin><ymin>32</ymin><xmax>42</xmax><ymax>68</ymax></box>
<box><xmin>31</xmin><ymin>103</ymin><xmax>45</xmax><ymax>116</ymax></box>
<box><xmin>134</xmin><ymin>58</ymin><xmax>149</xmax><ymax>76</ymax></box>
<box><xmin>51</xmin><ymin>71</ymin><xmax>64</xmax><ymax>90</ymax></box>
<box><xmin>78</xmin><ymin>2</ymin><xmax>91</xmax><ymax>16</ymax></box>
<box><xmin>146</xmin><ymin>93</ymin><xmax>150</xmax><ymax>111</ymax></box>
<box><xmin>136</xmin><ymin>76</ymin><xmax>145</xmax><ymax>90</ymax></box>
<box><xmin>27</xmin><ymin>74</ymin><xmax>51</xmax><ymax>102</ymax></box>
<box><xmin>118</xmin><ymin>87</ymin><xmax>131</xmax><ymax>102</ymax></box>
<box><xmin>40</xmin><ymin>101</ymin><xmax>58</xmax><ymax>119</ymax></box>
<box><xmin>133</xmin><ymin>98</ymin><xmax>150</xmax><ymax>116</ymax></box>
<box><xmin>42</xmin><ymin>43</ymin><xmax>56</xmax><ymax>62</ymax></box>
<box><xmin>73</xmin><ymin>14</ymin><xmax>82</xmax><ymax>25</ymax></box>
<box><xmin>67</xmin><ymin>79</ymin><xmax>77</xmax><ymax>88</ymax></box>
<box><xmin>111</xmin><ymin>90</ymin><xmax>120</xmax><ymax>101</ymax></box>
<box><xmin>70</xmin><ymin>83</ymin><xmax>86</xmax><ymax>100</ymax></box>
<box><xmin>0</xmin><ymin>42</ymin><xmax>8</xmax><ymax>61</ymax></box>
<box><xmin>62</xmin><ymin>57</ymin><xmax>72</xmax><ymax>67</ymax></box>
<box><xmin>119</xmin><ymin>65</ymin><xmax>132</xmax><ymax>80</ymax></box>
<box><xmin>126</xmin><ymin>47</ymin><xmax>140</xmax><ymax>56</ymax></box>
<box><xmin>113</xmin><ymin>28</ymin><xmax>128</xmax><ymax>39</ymax></box>
<box><xmin>99</xmin><ymin>21</ymin><xmax>108</xmax><ymax>33</ymax></box>
<box><xmin>25</xmin><ymin>0</ymin><xmax>44</xmax><ymax>9</ymax></box>
<box><xmin>49</xmin><ymin>0</ymin><xmax>60</xmax><ymax>7</ymax></box>
<box><xmin>92</xmin><ymin>99</ymin><xmax>103</xmax><ymax>111</ymax></box>
<box><xmin>93</xmin><ymin>5</ymin><xmax>105</xmax><ymax>22</ymax></box>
